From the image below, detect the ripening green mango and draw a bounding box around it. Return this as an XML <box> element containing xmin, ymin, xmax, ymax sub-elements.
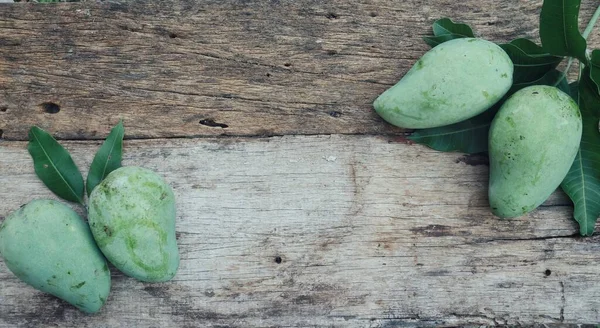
<box><xmin>489</xmin><ymin>85</ymin><xmax>582</xmax><ymax>218</ymax></box>
<box><xmin>88</xmin><ymin>166</ymin><xmax>179</xmax><ymax>282</ymax></box>
<box><xmin>373</xmin><ymin>38</ymin><xmax>513</xmax><ymax>128</ymax></box>
<box><xmin>0</xmin><ymin>200</ymin><xmax>110</xmax><ymax>313</ymax></box>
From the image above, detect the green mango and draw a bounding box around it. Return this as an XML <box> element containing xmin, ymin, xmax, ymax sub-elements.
<box><xmin>489</xmin><ymin>85</ymin><xmax>582</xmax><ymax>218</ymax></box>
<box><xmin>0</xmin><ymin>199</ymin><xmax>110</xmax><ymax>313</ymax></box>
<box><xmin>88</xmin><ymin>166</ymin><xmax>179</xmax><ymax>282</ymax></box>
<box><xmin>373</xmin><ymin>38</ymin><xmax>513</xmax><ymax>129</ymax></box>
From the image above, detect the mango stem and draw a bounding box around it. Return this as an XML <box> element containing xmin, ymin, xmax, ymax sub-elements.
<box><xmin>583</xmin><ymin>5</ymin><xmax>600</xmax><ymax>40</ymax></box>
<box><xmin>562</xmin><ymin>5</ymin><xmax>600</xmax><ymax>82</ymax></box>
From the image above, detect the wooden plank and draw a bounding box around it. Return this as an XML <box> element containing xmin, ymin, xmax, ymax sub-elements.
<box><xmin>0</xmin><ymin>0</ymin><xmax>598</xmax><ymax>140</ymax></box>
<box><xmin>1</xmin><ymin>136</ymin><xmax>599</xmax><ymax>327</ymax></box>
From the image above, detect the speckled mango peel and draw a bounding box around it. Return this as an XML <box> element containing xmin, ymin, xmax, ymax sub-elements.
<box><xmin>88</xmin><ymin>166</ymin><xmax>179</xmax><ymax>282</ymax></box>
<box><xmin>488</xmin><ymin>85</ymin><xmax>582</xmax><ymax>218</ymax></box>
<box><xmin>0</xmin><ymin>200</ymin><xmax>111</xmax><ymax>313</ymax></box>
<box><xmin>373</xmin><ymin>38</ymin><xmax>513</xmax><ymax>129</ymax></box>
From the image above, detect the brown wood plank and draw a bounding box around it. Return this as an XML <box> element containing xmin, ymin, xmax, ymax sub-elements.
<box><xmin>1</xmin><ymin>0</ymin><xmax>598</xmax><ymax>140</ymax></box>
<box><xmin>1</xmin><ymin>136</ymin><xmax>599</xmax><ymax>326</ymax></box>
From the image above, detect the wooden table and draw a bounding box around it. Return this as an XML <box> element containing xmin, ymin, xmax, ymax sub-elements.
<box><xmin>1</xmin><ymin>1</ymin><xmax>600</xmax><ymax>326</ymax></box>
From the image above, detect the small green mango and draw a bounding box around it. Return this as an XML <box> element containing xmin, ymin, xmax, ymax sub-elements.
<box><xmin>373</xmin><ymin>38</ymin><xmax>513</xmax><ymax>129</ymax></box>
<box><xmin>0</xmin><ymin>199</ymin><xmax>110</xmax><ymax>313</ymax></box>
<box><xmin>88</xmin><ymin>166</ymin><xmax>179</xmax><ymax>282</ymax></box>
<box><xmin>489</xmin><ymin>85</ymin><xmax>582</xmax><ymax>218</ymax></box>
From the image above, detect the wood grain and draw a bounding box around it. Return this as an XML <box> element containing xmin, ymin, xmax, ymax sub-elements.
<box><xmin>1</xmin><ymin>136</ymin><xmax>599</xmax><ymax>327</ymax></box>
<box><xmin>0</xmin><ymin>0</ymin><xmax>598</xmax><ymax>140</ymax></box>
<box><xmin>3</xmin><ymin>0</ymin><xmax>600</xmax><ymax>326</ymax></box>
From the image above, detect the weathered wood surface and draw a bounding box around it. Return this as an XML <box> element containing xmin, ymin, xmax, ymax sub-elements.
<box><xmin>1</xmin><ymin>136</ymin><xmax>599</xmax><ymax>327</ymax></box>
<box><xmin>2</xmin><ymin>0</ymin><xmax>600</xmax><ymax>326</ymax></box>
<box><xmin>0</xmin><ymin>0</ymin><xmax>598</xmax><ymax>140</ymax></box>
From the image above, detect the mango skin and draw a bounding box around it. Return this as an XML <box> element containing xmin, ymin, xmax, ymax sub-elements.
<box><xmin>373</xmin><ymin>38</ymin><xmax>513</xmax><ymax>129</ymax></box>
<box><xmin>88</xmin><ymin>166</ymin><xmax>179</xmax><ymax>282</ymax></box>
<box><xmin>0</xmin><ymin>199</ymin><xmax>111</xmax><ymax>313</ymax></box>
<box><xmin>489</xmin><ymin>85</ymin><xmax>582</xmax><ymax>218</ymax></box>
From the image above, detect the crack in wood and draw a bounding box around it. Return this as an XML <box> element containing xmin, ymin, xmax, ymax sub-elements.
<box><xmin>560</xmin><ymin>281</ymin><xmax>565</xmax><ymax>322</ymax></box>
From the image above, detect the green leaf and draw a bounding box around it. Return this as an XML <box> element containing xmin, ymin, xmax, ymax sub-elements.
<box><xmin>561</xmin><ymin>78</ymin><xmax>600</xmax><ymax>236</ymax></box>
<box><xmin>500</xmin><ymin>39</ymin><xmax>563</xmax><ymax>84</ymax></box>
<box><xmin>408</xmin><ymin>105</ymin><xmax>499</xmax><ymax>154</ymax></box>
<box><xmin>539</xmin><ymin>0</ymin><xmax>587</xmax><ymax>63</ymax></box>
<box><xmin>423</xmin><ymin>34</ymin><xmax>466</xmax><ymax>48</ymax></box>
<box><xmin>589</xmin><ymin>49</ymin><xmax>600</xmax><ymax>94</ymax></box>
<box><xmin>422</xmin><ymin>18</ymin><xmax>475</xmax><ymax>48</ymax></box>
<box><xmin>86</xmin><ymin>120</ymin><xmax>125</xmax><ymax>196</ymax></box>
<box><xmin>28</xmin><ymin>126</ymin><xmax>84</xmax><ymax>204</ymax></box>
<box><xmin>409</xmin><ymin>69</ymin><xmax>567</xmax><ymax>154</ymax></box>
<box><xmin>580</xmin><ymin>66</ymin><xmax>600</xmax><ymax>116</ymax></box>
<box><xmin>510</xmin><ymin>69</ymin><xmax>568</xmax><ymax>94</ymax></box>
<box><xmin>431</xmin><ymin>18</ymin><xmax>475</xmax><ymax>37</ymax></box>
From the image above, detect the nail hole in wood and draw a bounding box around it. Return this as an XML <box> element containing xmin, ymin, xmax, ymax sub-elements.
<box><xmin>326</xmin><ymin>50</ymin><xmax>337</xmax><ymax>56</ymax></box>
<box><xmin>266</xmin><ymin>73</ymin><xmax>271</xmax><ymax>77</ymax></box>
<box><xmin>274</xmin><ymin>256</ymin><xmax>282</xmax><ymax>264</ymax></box>
<box><xmin>370</xmin><ymin>12</ymin><xmax>378</xmax><ymax>17</ymax></box>
<box><xmin>40</xmin><ymin>102</ymin><xmax>60</xmax><ymax>114</ymax></box>
<box><xmin>329</xmin><ymin>111</ymin><xmax>342</xmax><ymax>118</ymax></box>
<box><xmin>544</xmin><ymin>269</ymin><xmax>551</xmax><ymax>277</ymax></box>
<box><xmin>326</xmin><ymin>12</ymin><xmax>338</xmax><ymax>19</ymax></box>
<box><xmin>0</xmin><ymin>106</ymin><xmax>7</xmax><ymax>112</ymax></box>
<box><xmin>168</xmin><ymin>32</ymin><xmax>178</xmax><ymax>39</ymax></box>
<box><xmin>284</xmin><ymin>63</ymin><xmax>291</xmax><ymax>67</ymax></box>
<box><xmin>199</xmin><ymin>119</ymin><xmax>228</xmax><ymax>128</ymax></box>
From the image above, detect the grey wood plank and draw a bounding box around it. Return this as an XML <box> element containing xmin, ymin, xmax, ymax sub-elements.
<box><xmin>1</xmin><ymin>136</ymin><xmax>597</xmax><ymax>326</ymax></box>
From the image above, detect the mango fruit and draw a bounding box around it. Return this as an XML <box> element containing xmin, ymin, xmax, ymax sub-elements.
<box><xmin>88</xmin><ymin>166</ymin><xmax>179</xmax><ymax>282</ymax></box>
<box><xmin>0</xmin><ymin>199</ymin><xmax>110</xmax><ymax>313</ymax></box>
<box><xmin>373</xmin><ymin>38</ymin><xmax>513</xmax><ymax>129</ymax></box>
<box><xmin>488</xmin><ymin>85</ymin><xmax>582</xmax><ymax>218</ymax></box>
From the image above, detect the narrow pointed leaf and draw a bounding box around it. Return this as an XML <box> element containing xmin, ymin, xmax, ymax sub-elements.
<box><xmin>508</xmin><ymin>38</ymin><xmax>554</xmax><ymax>56</ymax></box>
<box><xmin>28</xmin><ymin>126</ymin><xmax>84</xmax><ymax>204</ymax></box>
<box><xmin>500</xmin><ymin>38</ymin><xmax>563</xmax><ymax>84</ymax></box>
<box><xmin>431</xmin><ymin>18</ymin><xmax>475</xmax><ymax>37</ymax></box>
<box><xmin>561</xmin><ymin>78</ymin><xmax>600</xmax><ymax>236</ymax></box>
<box><xmin>539</xmin><ymin>0</ymin><xmax>587</xmax><ymax>63</ymax></box>
<box><xmin>86</xmin><ymin>121</ymin><xmax>125</xmax><ymax>196</ymax></box>
<box><xmin>589</xmin><ymin>49</ymin><xmax>600</xmax><ymax>94</ymax></box>
<box><xmin>423</xmin><ymin>34</ymin><xmax>466</xmax><ymax>48</ymax></box>
<box><xmin>510</xmin><ymin>69</ymin><xmax>568</xmax><ymax>94</ymax></box>
<box><xmin>422</xmin><ymin>18</ymin><xmax>475</xmax><ymax>48</ymax></box>
<box><xmin>408</xmin><ymin>105</ymin><xmax>499</xmax><ymax>154</ymax></box>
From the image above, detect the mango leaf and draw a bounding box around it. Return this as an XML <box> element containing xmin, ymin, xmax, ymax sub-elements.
<box><xmin>28</xmin><ymin>126</ymin><xmax>85</xmax><ymax>204</ymax></box>
<box><xmin>510</xmin><ymin>69</ymin><xmax>568</xmax><ymax>94</ymax></box>
<box><xmin>86</xmin><ymin>120</ymin><xmax>124</xmax><ymax>196</ymax></box>
<box><xmin>539</xmin><ymin>0</ymin><xmax>587</xmax><ymax>63</ymax></box>
<box><xmin>409</xmin><ymin>69</ymin><xmax>567</xmax><ymax>154</ymax></box>
<box><xmin>431</xmin><ymin>18</ymin><xmax>475</xmax><ymax>37</ymax></box>
<box><xmin>589</xmin><ymin>49</ymin><xmax>600</xmax><ymax>94</ymax></box>
<box><xmin>408</xmin><ymin>104</ymin><xmax>499</xmax><ymax>154</ymax></box>
<box><xmin>423</xmin><ymin>34</ymin><xmax>466</xmax><ymax>48</ymax></box>
<box><xmin>422</xmin><ymin>18</ymin><xmax>474</xmax><ymax>48</ymax></box>
<box><xmin>500</xmin><ymin>38</ymin><xmax>563</xmax><ymax>84</ymax></box>
<box><xmin>561</xmin><ymin>78</ymin><xmax>600</xmax><ymax>236</ymax></box>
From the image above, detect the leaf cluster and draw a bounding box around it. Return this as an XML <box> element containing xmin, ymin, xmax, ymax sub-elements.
<box><xmin>27</xmin><ymin>121</ymin><xmax>124</xmax><ymax>205</ymax></box>
<box><xmin>410</xmin><ymin>1</ymin><xmax>600</xmax><ymax>235</ymax></box>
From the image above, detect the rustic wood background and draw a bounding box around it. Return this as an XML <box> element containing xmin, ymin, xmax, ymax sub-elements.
<box><xmin>1</xmin><ymin>0</ymin><xmax>600</xmax><ymax>326</ymax></box>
